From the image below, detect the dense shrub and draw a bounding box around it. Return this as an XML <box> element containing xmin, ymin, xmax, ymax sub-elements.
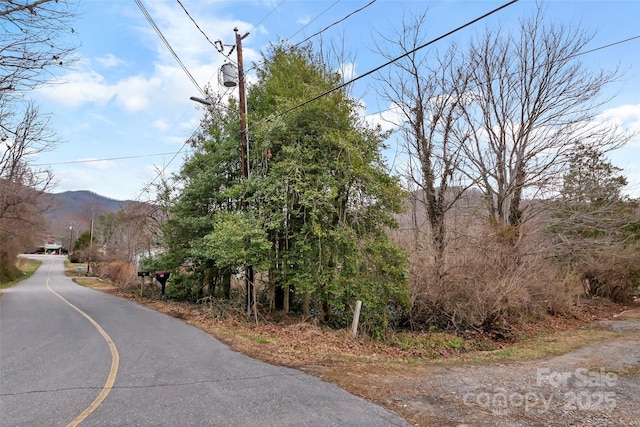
<box><xmin>579</xmin><ymin>251</ymin><xmax>640</xmax><ymax>302</ymax></box>
<box><xmin>0</xmin><ymin>263</ymin><xmax>21</xmax><ymax>283</ymax></box>
<box><xmin>403</xmin><ymin>226</ymin><xmax>582</xmax><ymax>338</ymax></box>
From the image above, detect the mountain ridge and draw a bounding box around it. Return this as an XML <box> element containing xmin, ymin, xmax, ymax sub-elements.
<box><xmin>45</xmin><ymin>190</ymin><xmax>131</xmax><ymax>221</ymax></box>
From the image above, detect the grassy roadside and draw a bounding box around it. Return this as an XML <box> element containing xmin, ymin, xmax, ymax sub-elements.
<box><xmin>0</xmin><ymin>258</ymin><xmax>42</xmax><ymax>290</ymax></box>
<box><xmin>75</xmin><ymin>277</ymin><xmax>635</xmax><ymax>368</ymax></box>
<box><xmin>64</xmin><ymin>261</ymin><xmax>118</xmax><ymax>291</ymax></box>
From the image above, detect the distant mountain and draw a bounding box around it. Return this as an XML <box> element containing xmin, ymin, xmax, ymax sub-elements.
<box><xmin>44</xmin><ymin>190</ymin><xmax>130</xmax><ymax>222</ymax></box>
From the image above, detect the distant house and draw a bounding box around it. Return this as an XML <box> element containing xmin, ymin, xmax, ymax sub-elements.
<box><xmin>44</xmin><ymin>243</ymin><xmax>63</xmax><ymax>254</ymax></box>
<box><xmin>31</xmin><ymin>237</ymin><xmax>64</xmax><ymax>254</ymax></box>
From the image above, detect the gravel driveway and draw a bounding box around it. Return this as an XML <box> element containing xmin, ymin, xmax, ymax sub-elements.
<box><xmin>390</xmin><ymin>310</ymin><xmax>640</xmax><ymax>426</ymax></box>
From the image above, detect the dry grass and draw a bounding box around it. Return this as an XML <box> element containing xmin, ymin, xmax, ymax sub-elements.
<box><xmin>92</xmin><ymin>283</ymin><xmax>626</xmax><ymax>367</ymax></box>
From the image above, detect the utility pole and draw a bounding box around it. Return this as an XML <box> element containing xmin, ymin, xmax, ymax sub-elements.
<box><xmin>235</xmin><ymin>28</ymin><xmax>249</xmax><ymax>193</ymax></box>
<box><xmin>235</xmin><ymin>28</ymin><xmax>254</xmax><ymax>316</ymax></box>
<box><xmin>68</xmin><ymin>225</ymin><xmax>73</xmax><ymax>257</ymax></box>
<box><xmin>87</xmin><ymin>215</ymin><xmax>94</xmax><ymax>275</ymax></box>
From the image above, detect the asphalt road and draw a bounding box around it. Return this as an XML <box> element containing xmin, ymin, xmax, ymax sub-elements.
<box><xmin>0</xmin><ymin>255</ymin><xmax>410</xmax><ymax>427</ymax></box>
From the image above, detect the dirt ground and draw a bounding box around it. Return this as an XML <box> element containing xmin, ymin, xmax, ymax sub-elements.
<box><xmin>343</xmin><ymin>311</ymin><xmax>640</xmax><ymax>427</ymax></box>
<box><xmin>96</xmin><ymin>283</ymin><xmax>640</xmax><ymax>427</ymax></box>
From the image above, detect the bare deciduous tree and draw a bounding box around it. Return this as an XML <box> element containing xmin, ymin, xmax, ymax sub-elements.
<box><xmin>462</xmin><ymin>7</ymin><xmax>627</xmax><ymax>231</ymax></box>
<box><xmin>0</xmin><ymin>102</ymin><xmax>56</xmax><ymax>236</ymax></box>
<box><xmin>1</xmin><ymin>0</ymin><xmax>77</xmax><ymax>277</ymax></box>
<box><xmin>376</xmin><ymin>7</ymin><xmax>635</xmax><ymax>331</ymax></box>
<box><xmin>376</xmin><ymin>12</ymin><xmax>474</xmax><ymax>267</ymax></box>
<box><xmin>1</xmin><ymin>0</ymin><xmax>77</xmax><ymax>94</ymax></box>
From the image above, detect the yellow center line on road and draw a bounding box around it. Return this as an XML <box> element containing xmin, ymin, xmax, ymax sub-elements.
<box><xmin>44</xmin><ymin>261</ymin><xmax>120</xmax><ymax>427</ymax></box>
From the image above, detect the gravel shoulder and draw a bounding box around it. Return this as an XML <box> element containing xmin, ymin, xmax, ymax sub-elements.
<box><xmin>330</xmin><ymin>308</ymin><xmax>640</xmax><ymax>427</ymax></box>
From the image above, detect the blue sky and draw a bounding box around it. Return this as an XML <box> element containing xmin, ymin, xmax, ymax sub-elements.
<box><xmin>32</xmin><ymin>0</ymin><xmax>640</xmax><ymax>201</ymax></box>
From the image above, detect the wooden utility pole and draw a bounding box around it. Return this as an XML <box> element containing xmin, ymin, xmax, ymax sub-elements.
<box><xmin>235</xmin><ymin>28</ymin><xmax>249</xmax><ymax>189</ymax></box>
<box><xmin>234</xmin><ymin>28</ymin><xmax>254</xmax><ymax>316</ymax></box>
<box><xmin>87</xmin><ymin>215</ymin><xmax>94</xmax><ymax>275</ymax></box>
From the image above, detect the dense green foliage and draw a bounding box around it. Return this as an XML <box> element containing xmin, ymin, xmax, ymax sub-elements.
<box><xmin>548</xmin><ymin>145</ymin><xmax>638</xmax><ymax>257</ymax></box>
<box><xmin>547</xmin><ymin>145</ymin><xmax>640</xmax><ymax>301</ymax></box>
<box><xmin>154</xmin><ymin>43</ymin><xmax>408</xmax><ymax>334</ymax></box>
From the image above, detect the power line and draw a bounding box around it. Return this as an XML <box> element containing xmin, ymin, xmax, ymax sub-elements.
<box><xmin>255</xmin><ymin>0</ymin><xmax>286</xmax><ymax>28</ymax></box>
<box><xmin>176</xmin><ymin>0</ymin><xmax>236</xmax><ymax>64</ymax></box>
<box><xmin>286</xmin><ymin>0</ymin><xmax>340</xmax><ymax>42</ymax></box>
<box><xmin>138</xmin><ymin>1</ymin><xmax>637</xmax><ymax>203</ymax></box>
<box><xmin>137</xmin><ymin>0</ymin><xmax>518</xmax><ymax>200</ymax></box>
<box><xmin>252</xmin><ymin>0</ymin><xmax>520</xmax><ymax>129</ymax></box>
<box><xmin>32</xmin><ymin>152</ymin><xmax>190</xmax><ymax>167</ymax></box>
<box><xmin>134</xmin><ymin>0</ymin><xmax>206</xmax><ymax>98</ymax></box>
<box><xmin>360</xmin><ymin>33</ymin><xmax>640</xmax><ymax>121</ymax></box>
<box><xmin>293</xmin><ymin>0</ymin><xmax>377</xmax><ymax>48</ymax></box>
<box><xmin>191</xmin><ymin>0</ymin><xmax>287</xmax><ymax>68</ymax></box>
<box><xmin>42</xmin><ymin>30</ymin><xmax>636</xmax><ymax>188</ymax></box>
<box><xmin>176</xmin><ymin>0</ymin><xmax>217</xmax><ymax>50</ymax></box>
<box><xmin>575</xmin><ymin>34</ymin><xmax>640</xmax><ymax>58</ymax></box>
<box><xmin>246</xmin><ymin>0</ymin><xmax>379</xmax><ymax>74</ymax></box>
<box><xmin>130</xmin><ymin>0</ymin><xmax>213</xmax><ymax>201</ymax></box>
<box><xmin>134</xmin><ymin>137</ymin><xmax>194</xmax><ymax>202</ymax></box>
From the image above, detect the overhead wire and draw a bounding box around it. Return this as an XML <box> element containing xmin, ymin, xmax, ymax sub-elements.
<box><xmin>255</xmin><ymin>0</ymin><xmax>286</xmax><ymax>28</ymax></box>
<box><xmin>177</xmin><ymin>0</ymin><xmax>286</xmax><ymax>65</ymax></box>
<box><xmin>134</xmin><ymin>0</ymin><xmax>637</xmax><ymax>203</ymax></box>
<box><xmin>574</xmin><ymin>34</ymin><xmax>640</xmax><ymax>58</ymax></box>
<box><xmin>360</xmin><ymin>33</ymin><xmax>640</xmax><ymax>121</ymax></box>
<box><xmin>56</xmin><ymin>0</ymin><xmax>516</xmax><ymax>195</ymax></box>
<box><xmin>250</xmin><ymin>0</ymin><xmax>520</xmax><ymax>130</ymax></box>
<box><xmin>137</xmin><ymin>0</ymin><xmax>365</xmax><ymax>201</ymax></box>
<box><xmin>245</xmin><ymin>0</ymin><xmax>379</xmax><ymax>74</ymax></box>
<box><xmin>134</xmin><ymin>0</ymin><xmax>206</xmax><ymax>98</ymax></box>
<box><xmin>176</xmin><ymin>0</ymin><xmax>236</xmax><ymax>64</ymax></box>
<box><xmin>292</xmin><ymin>0</ymin><xmax>377</xmax><ymax>48</ymax></box>
<box><xmin>55</xmin><ymin>1</ymin><xmax>634</xmax><ymax>182</ymax></box>
<box><xmin>130</xmin><ymin>0</ymin><xmax>239</xmax><ymax>202</ymax></box>
<box><xmin>32</xmin><ymin>152</ymin><xmax>191</xmax><ymax>166</ymax></box>
<box><xmin>45</xmin><ymin>29</ymin><xmax>637</xmax><ymax>189</ymax></box>
<box><xmin>133</xmin><ymin>137</ymin><xmax>194</xmax><ymax>202</ymax></box>
<box><xmin>286</xmin><ymin>0</ymin><xmax>340</xmax><ymax>42</ymax></box>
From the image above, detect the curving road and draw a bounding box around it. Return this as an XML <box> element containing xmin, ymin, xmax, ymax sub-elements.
<box><xmin>0</xmin><ymin>255</ymin><xmax>409</xmax><ymax>426</ymax></box>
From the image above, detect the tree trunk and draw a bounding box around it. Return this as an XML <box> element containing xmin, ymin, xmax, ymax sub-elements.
<box><xmin>222</xmin><ymin>270</ymin><xmax>231</xmax><ymax>299</ymax></box>
<box><xmin>302</xmin><ymin>292</ymin><xmax>310</xmax><ymax>318</ymax></box>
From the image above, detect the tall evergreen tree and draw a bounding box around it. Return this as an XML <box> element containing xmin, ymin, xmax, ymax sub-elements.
<box><xmin>248</xmin><ymin>44</ymin><xmax>407</xmax><ymax>330</ymax></box>
<box><xmin>157</xmin><ymin>43</ymin><xmax>408</xmax><ymax>335</ymax></box>
<box><xmin>547</xmin><ymin>144</ymin><xmax>639</xmax><ymax>301</ymax></box>
<box><xmin>153</xmin><ymin>101</ymin><xmax>248</xmax><ymax>301</ymax></box>
<box><xmin>548</xmin><ymin>144</ymin><xmax>637</xmax><ymax>259</ymax></box>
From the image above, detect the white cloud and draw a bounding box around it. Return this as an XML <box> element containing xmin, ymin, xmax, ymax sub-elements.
<box><xmin>364</xmin><ymin>102</ymin><xmax>404</xmax><ymax>133</ymax></box>
<box><xmin>599</xmin><ymin>103</ymin><xmax>640</xmax><ymax>124</ymax></box>
<box><xmin>56</xmin><ymin>168</ymin><xmax>100</xmax><ymax>192</ymax></box>
<box><xmin>37</xmin><ymin>71</ymin><xmax>114</xmax><ymax>107</ymax></box>
<box><xmin>38</xmin><ymin>1</ymin><xmax>245</xmax><ymax>116</ymax></box>
<box><xmin>113</xmin><ymin>75</ymin><xmax>162</xmax><ymax>112</ymax></box>
<box><xmin>152</xmin><ymin>119</ymin><xmax>170</xmax><ymax>132</ymax></box>
<box><xmin>339</xmin><ymin>62</ymin><xmax>356</xmax><ymax>81</ymax></box>
<box><xmin>597</xmin><ymin>103</ymin><xmax>640</xmax><ymax>147</ymax></box>
<box><xmin>164</xmin><ymin>135</ymin><xmax>191</xmax><ymax>145</ymax></box>
<box><xmin>180</xmin><ymin>117</ymin><xmax>201</xmax><ymax>131</ymax></box>
<box><xmin>96</xmin><ymin>54</ymin><xmax>126</xmax><ymax>69</ymax></box>
<box><xmin>598</xmin><ymin>104</ymin><xmax>640</xmax><ymax>197</ymax></box>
